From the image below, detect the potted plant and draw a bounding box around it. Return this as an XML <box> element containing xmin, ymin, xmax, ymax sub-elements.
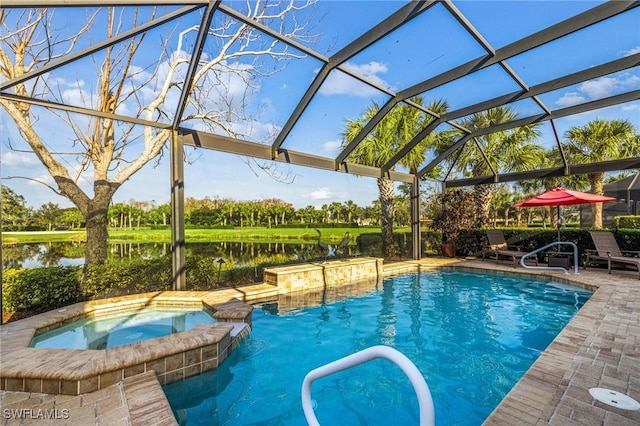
<box><xmin>430</xmin><ymin>189</ymin><xmax>476</xmax><ymax>257</ymax></box>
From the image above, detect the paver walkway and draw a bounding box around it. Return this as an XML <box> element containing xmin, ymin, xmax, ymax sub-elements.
<box><xmin>0</xmin><ymin>371</ymin><xmax>173</xmax><ymax>425</ymax></box>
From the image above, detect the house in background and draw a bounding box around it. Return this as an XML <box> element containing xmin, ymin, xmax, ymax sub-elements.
<box><xmin>581</xmin><ymin>173</ymin><xmax>640</xmax><ymax>227</ymax></box>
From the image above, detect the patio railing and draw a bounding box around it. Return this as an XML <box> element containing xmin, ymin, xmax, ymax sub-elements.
<box><xmin>520</xmin><ymin>241</ymin><xmax>579</xmax><ymax>274</ymax></box>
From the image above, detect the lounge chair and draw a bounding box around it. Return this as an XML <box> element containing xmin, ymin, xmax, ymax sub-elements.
<box><xmin>482</xmin><ymin>230</ymin><xmax>537</xmax><ymax>268</ymax></box>
<box><xmin>586</xmin><ymin>231</ymin><xmax>640</xmax><ymax>279</ymax></box>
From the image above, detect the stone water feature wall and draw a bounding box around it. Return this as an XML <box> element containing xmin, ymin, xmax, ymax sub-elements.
<box><xmin>263</xmin><ymin>257</ymin><xmax>383</xmax><ymax>293</ymax></box>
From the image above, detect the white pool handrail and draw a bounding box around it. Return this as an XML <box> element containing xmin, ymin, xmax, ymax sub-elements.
<box><xmin>301</xmin><ymin>345</ymin><xmax>435</xmax><ymax>426</ymax></box>
<box><xmin>520</xmin><ymin>241</ymin><xmax>579</xmax><ymax>274</ymax></box>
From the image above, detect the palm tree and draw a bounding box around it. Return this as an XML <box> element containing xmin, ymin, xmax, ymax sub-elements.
<box><xmin>449</xmin><ymin>106</ymin><xmax>544</xmax><ymax>227</ymax></box>
<box><xmin>328</xmin><ymin>201</ymin><xmax>344</xmax><ymax>223</ymax></box>
<box><xmin>489</xmin><ymin>185</ymin><xmax>515</xmax><ymax>227</ymax></box>
<box><xmin>343</xmin><ymin>200</ymin><xmax>359</xmax><ymax>223</ymax></box>
<box><xmin>342</xmin><ymin>97</ymin><xmax>449</xmax><ymax>257</ymax></box>
<box><xmin>563</xmin><ymin>119</ymin><xmax>638</xmax><ymax>228</ymax></box>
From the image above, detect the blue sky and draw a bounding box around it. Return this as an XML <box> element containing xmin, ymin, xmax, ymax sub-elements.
<box><xmin>1</xmin><ymin>1</ymin><xmax>639</xmax><ymax>210</ymax></box>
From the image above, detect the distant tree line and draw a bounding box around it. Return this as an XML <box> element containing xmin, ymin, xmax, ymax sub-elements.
<box><xmin>5</xmin><ymin>175</ymin><xmax>633</xmax><ymax>234</ymax></box>
<box><xmin>1</xmin><ymin>187</ymin><xmax>399</xmax><ymax>231</ymax></box>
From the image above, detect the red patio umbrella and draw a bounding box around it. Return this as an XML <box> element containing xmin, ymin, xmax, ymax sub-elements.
<box><xmin>513</xmin><ymin>187</ymin><xmax>616</xmax><ymax>241</ymax></box>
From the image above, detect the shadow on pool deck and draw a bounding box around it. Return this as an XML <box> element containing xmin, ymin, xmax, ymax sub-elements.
<box><xmin>1</xmin><ymin>257</ymin><xmax>639</xmax><ymax>425</ymax></box>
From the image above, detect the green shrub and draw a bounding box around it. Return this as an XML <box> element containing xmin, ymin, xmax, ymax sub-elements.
<box><xmin>83</xmin><ymin>255</ymin><xmax>263</xmax><ymax>298</ymax></box>
<box><xmin>612</xmin><ymin>229</ymin><xmax>640</xmax><ymax>250</ymax></box>
<box><xmin>355</xmin><ymin>231</ymin><xmax>442</xmax><ymax>257</ymax></box>
<box><xmin>357</xmin><ymin>233</ymin><xmax>383</xmax><ymax>257</ymax></box>
<box><xmin>296</xmin><ymin>223</ymin><xmax>359</xmax><ymax>229</ymax></box>
<box><xmin>2</xmin><ymin>266</ymin><xmax>83</xmax><ymax>312</ymax></box>
<box><xmin>184</xmin><ymin>224</ymin><xmax>235</xmax><ymax>230</ymax></box>
<box><xmin>614</xmin><ymin>215</ymin><xmax>640</xmax><ymax>229</ymax></box>
<box><xmin>454</xmin><ymin>228</ymin><xmax>640</xmax><ymax>264</ymax></box>
<box><xmin>82</xmin><ymin>257</ymin><xmax>173</xmax><ymax>299</ymax></box>
<box><xmin>186</xmin><ymin>257</ymin><xmax>224</xmax><ymax>288</ymax></box>
<box><xmin>420</xmin><ymin>230</ymin><xmax>441</xmax><ymax>254</ymax></box>
<box><xmin>148</xmin><ymin>225</ymin><xmax>171</xmax><ymax>230</ymax></box>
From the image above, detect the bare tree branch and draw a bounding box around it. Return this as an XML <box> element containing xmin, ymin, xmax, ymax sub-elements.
<box><xmin>0</xmin><ymin>1</ymin><xmax>319</xmax><ymax>263</ymax></box>
<box><xmin>4</xmin><ymin>175</ymin><xmax>62</xmax><ymax>195</ymax></box>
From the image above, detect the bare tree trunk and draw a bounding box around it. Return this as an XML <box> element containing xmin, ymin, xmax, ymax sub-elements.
<box><xmin>85</xmin><ymin>207</ymin><xmax>109</xmax><ymax>265</ymax></box>
<box><xmin>61</xmin><ymin>179</ymin><xmax>117</xmax><ymax>265</ymax></box>
<box><xmin>378</xmin><ymin>177</ymin><xmax>398</xmax><ymax>258</ymax></box>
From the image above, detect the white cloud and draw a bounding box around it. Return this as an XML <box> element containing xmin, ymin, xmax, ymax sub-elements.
<box><xmin>622</xmin><ymin>46</ymin><xmax>640</xmax><ymax>57</ymax></box>
<box><xmin>31</xmin><ymin>74</ymin><xmax>94</xmax><ymax>108</ymax></box>
<box><xmin>219</xmin><ymin>61</ymin><xmax>258</xmax><ymax>98</ymax></box>
<box><xmin>61</xmin><ymin>86</ymin><xmax>94</xmax><ymax>108</ymax></box>
<box><xmin>350</xmin><ymin>61</ymin><xmax>389</xmax><ymax>78</ymax></box>
<box><xmin>621</xmin><ymin>102</ymin><xmax>640</xmax><ymax>111</ymax></box>
<box><xmin>322</xmin><ymin>139</ymin><xmax>342</xmax><ymax>153</ymax></box>
<box><xmin>228</xmin><ymin>119</ymin><xmax>282</xmax><ymax>143</ymax></box>
<box><xmin>555</xmin><ymin>73</ymin><xmax>640</xmax><ymax>108</ymax></box>
<box><xmin>579</xmin><ymin>74</ymin><xmax>640</xmax><ymax>98</ymax></box>
<box><xmin>306</xmin><ymin>187</ymin><xmax>334</xmax><ymax>200</ymax></box>
<box><xmin>303</xmin><ymin>186</ymin><xmax>352</xmax><ymax>205</ymax></box>
<box><xmin>128</xmin><ymin>65</ymin><xmax>151</xmax><ymax>83</ymax></box>
<box><xmin>1</xmin><ymin>151</ymin><xmax>37</xmax><ymax>167</ymax></box>
<box><xmin>115</xmin><ymin>102</ymin><xmax>132</xmax><ymax>117</ymax></box>
<box><xmin>36</xmin><ymin>74</ymin><xmax>95</xmax><ymax>109</ymax></box>
<box><xmin>48</xmin><ymin>75</ymin><xmax>86</xmax><ymax>89</ymax></box>
<box><xmin>555</xmin><ymin>92</ymin><xmax>587</xmax><ymax>108</ymax></box>
<box><xmin>26</xmin><ymin>173</ymin><xmax>56</xmax><ymax>187</ymax></box>
<box><xmin>578</xmin><ymin>76</ymin><xmax>619</xmax><ymax>99</ymax></box>
<box><xmin>318</xmin><ymin>61</ymin><xmax>389</xmax><ymax>97</ymax></box>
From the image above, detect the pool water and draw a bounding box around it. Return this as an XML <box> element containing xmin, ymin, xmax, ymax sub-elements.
<box><xmin>30</xmin><ymin>307</ymin><xmax>216</xmax><ymax>350</ymax></box>
<box><xmin>164</xmin><ymin>270</ymin><xmax>592</xmax><ymax>425</ymax></box>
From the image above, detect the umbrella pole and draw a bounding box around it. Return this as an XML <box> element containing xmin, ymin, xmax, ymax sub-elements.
<box><xmin>557</xmin><ymin>205</ymin><xmax>561</xmax><ymax>243</ymax></box>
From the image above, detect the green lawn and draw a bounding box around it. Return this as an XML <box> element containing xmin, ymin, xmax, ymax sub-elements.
<box><xmin>2</xmin><ymin>227</ymin><xmax>395</xmax><ymax>244</ymax></box>
<box><xmin>2</xmin><ymin>231</ymin><xmax>86</xmax><ymax>244</ymax></box>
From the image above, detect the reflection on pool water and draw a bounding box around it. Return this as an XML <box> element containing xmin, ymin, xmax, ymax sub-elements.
<box><xmin>164</xmin><ymin>270</ymin><xmax>592</xmax><ymax>425</ymax></box>
<box><xmin>30</xmin><ymin>307</ymin><xmax>216</xmax><ymax>350</ymax></box>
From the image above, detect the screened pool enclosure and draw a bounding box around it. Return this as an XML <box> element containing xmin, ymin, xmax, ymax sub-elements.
<box><xmin>1</xmin><ymin>0</ymin><xmax>638</xmax><ymax>290</ymax></box>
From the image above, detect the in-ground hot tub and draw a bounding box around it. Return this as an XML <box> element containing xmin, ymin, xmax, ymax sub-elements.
<box><xmin>30</xmin><ymin>306</ymin><xmax>218</xmax><ymax>350</ymax></box>
<box><xmin>0</xmin><ymin>292</ymin><xmax>253</xmax><ymax>395</ymax></box>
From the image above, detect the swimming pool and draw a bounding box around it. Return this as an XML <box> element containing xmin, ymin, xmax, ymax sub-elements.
<box><xmin>164</xmin><ymin>270</ymin><xmax>592</xmax><ymax>425</ymax></box>
<box><xmin>30</xmin><ymin>306</ymin><xmax>216</xmax><ymax>350</ymax></box>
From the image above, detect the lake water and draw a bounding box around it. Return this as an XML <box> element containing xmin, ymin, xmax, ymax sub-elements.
<box><xmin>1</xmin><ymin>241</ymin><xmax>357</xmax><ymax>269</ymax></box>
